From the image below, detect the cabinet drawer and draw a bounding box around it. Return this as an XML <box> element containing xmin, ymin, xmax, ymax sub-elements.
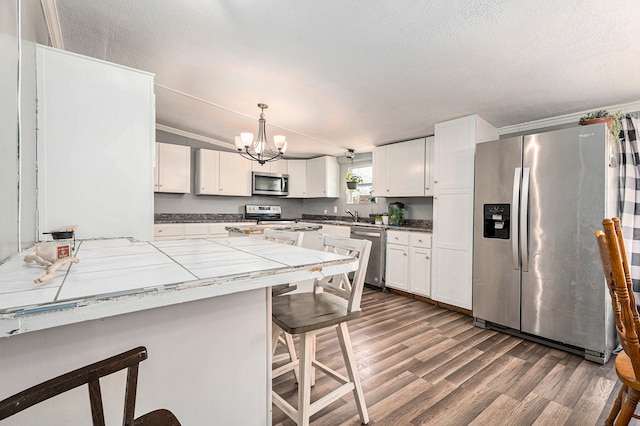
<box><xmin>154</xmin><ymin>224</ymin><xmax>183</xmax><ymax>238</ymax></box>
<box><xmin>386</xmin><ymin>230</ymin><xmax>409</xmax><ymax>245</ymax></box>
<box><xmin>410</xmin><ymin>232</ymin><xmax>432</xmax><ymax>248</ymax></box>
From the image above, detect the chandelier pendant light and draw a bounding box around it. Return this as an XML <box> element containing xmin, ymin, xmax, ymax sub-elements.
<box><xmin>234</xmin><ymin>103</ymin><xmax>287</xmax><ymax>165</ymax></box>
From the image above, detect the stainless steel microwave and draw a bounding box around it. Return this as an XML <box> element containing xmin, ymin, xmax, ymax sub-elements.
<box><xmin>252</xmin><ymin>172</ymin><xmax>289</xmax><ymax>196</ymax></box>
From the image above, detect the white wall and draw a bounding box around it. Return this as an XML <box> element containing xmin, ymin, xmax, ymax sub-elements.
<box><xmin>0</xmin><ymin>1</ymin><xmax>19</xmax><ymax>262</ymax></box>
<box><xmin>0</xmin><ymin>0</ymin><xmax>48</xmax><ymax>262</ymax></box>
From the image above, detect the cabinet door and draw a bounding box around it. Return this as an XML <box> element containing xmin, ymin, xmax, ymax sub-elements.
<box><xmin>218</xmin><ymin>151</ymin><xmax>251</xmax><ymax>196</ymax></box>
<box><xmin>287</xmin><ymin>160</ymin><xmax>307</xmax><ymax>197</ymax></box>
<box><xmin>270</xmin><ymin>159</ymin><xmax>289</xmax><ymax>175</ymax></box>
<box><xmin>410</xmin><ymin>246</ymin><xmax>431</xmax><ymax>297</ymax></box>
<box><xmin>306</xmin><ymin>156</ymin><xmax>339</xmax><ymax>198</ymax></box>
<box><xmin>156</xmin><ymin>143</ymin><xmax>190</xmax><ymax>193</ymax></box>
<box><xmin>372</xmin><ymin>146</ymin><xmax>388</xmax><ymax>197</ymax></box>
<box><xmin>195</xmin><ymin>149</ymin><xmax>220</xmax><ymax>195</ymax></box>
<box><xmin>251</xmin><ymin>159</ymin><xmax>288</xmax><ymax>174</ymax></box>
<box><xmin>388</xmin><ymin>138</ymin><xmax>425</xmax><ymax>196</ymax></box>
<box><xmin>432</xmin><ymin>189</ymin><xmax>474</xmax><ymax>309</ymax></box>
<box><xmin>424</xmin><ymin>136</ymin><xmax>434</xmax><ymax>196</ymax></box>
<box><xmin>433</xmin><ymin>116</ymin><xmax>476</xmax><ymax>190</ymax></box>
<box><xmin>385</xmin><ymin>243</ymin><xmax>409</xmax><ymax>290</ymax></box>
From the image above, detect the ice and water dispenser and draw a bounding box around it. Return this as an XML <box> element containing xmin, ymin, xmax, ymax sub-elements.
<box><xmin>483</xmin><ymin>204</ymin><xmax>510</xmax><ymax>239</ymax></box>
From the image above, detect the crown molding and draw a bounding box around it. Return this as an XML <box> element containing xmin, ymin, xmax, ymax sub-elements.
<box><xmin>498</xmin><ymin>101</ymin><xmax>640</xmax><ymax>135</ymax></box>
<box><xmin>156</xmin><ymin>124</ymin><xmax>233</xmax><ymax>151</ymax></box>
<box><xmin>40</xmin><ymin>0</ymin><xmax>64</xmax><ymax>49</ymax></box>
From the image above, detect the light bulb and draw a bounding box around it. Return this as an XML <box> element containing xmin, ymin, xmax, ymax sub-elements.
<box><xmin>274</xmin><ymin>135</ymin><xmax>286</xmax><ymax>150</ymax></box>
<box><xmin>240</xmin><ymin>133</ymin><xmax>253</xmax><ymax>147</ymax></box>
<box><xmin>234</xmin><ymin>136</ymin><xmax>244</xmax><ymax>150</ymax></box>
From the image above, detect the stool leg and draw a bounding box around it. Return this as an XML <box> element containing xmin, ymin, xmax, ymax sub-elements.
<box><xmin>297</xmin><ymin>332</ymin><xmax>314</xmax><ymax>426</ymax></box>
<box><xmin>272</xmin><ymin>323</ymin><xmax>282</xmax><ymax>356</ymax></box>
<box><xmin>606</xmin><ymin>384</ymin><xmax>625</xmax><ymax>425</ymax></box>
<box><xmin>283</xmin><ymin>331</ymin><xmax>299</xmax><ymax>383</ymax></box>
<box><xmin>337</xmin><ymin>322</ymin><xmax>369</xmax><ymax>425</ymax></box>
<box><xmin>616</xmin><ymin>386</ymin><xmax>640</xmax><ymax>426</ymax></box>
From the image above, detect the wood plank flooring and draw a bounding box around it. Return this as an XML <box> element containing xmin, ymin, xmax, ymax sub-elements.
<box><xmin>272</xmin><ymin>288</ymin><xmax>629</xmax><ymax>425</ymax></box>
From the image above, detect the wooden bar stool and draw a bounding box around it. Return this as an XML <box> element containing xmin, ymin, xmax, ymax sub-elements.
<box><xmin>272</xmin><ymin>235</ymin><xmax>372</xmax><ymax>426</ymax></box>
<box><xmin>265</xmin><ymin>228</ymin><xmax>305</xmax><ymax>382</ymax></box>
<box><xmin>0</xmin><ymin>346</ymin><xmax>180</xmax><ymax>425</ymax></box>
<box><xmin>596</xmin><ymin>217</ymin><xmax>640</xmax><ymax>425</ymax></box>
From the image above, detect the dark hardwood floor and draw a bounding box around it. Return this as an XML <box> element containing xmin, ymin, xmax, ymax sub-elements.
<box><xmin>273</xmin><ymin>287</ymin><xmax>630</xmax><ymax>425</ymax></box>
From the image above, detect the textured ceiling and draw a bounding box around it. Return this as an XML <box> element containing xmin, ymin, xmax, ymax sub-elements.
<box><xmin>54</xmin><ymin>0</ymin><xmax>640</xmax><ymax>158</ymax></box>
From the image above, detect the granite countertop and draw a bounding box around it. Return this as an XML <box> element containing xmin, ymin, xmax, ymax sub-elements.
<box><xmin>154</xmin><ymin>213</ymin><xmax>432</xmax><ymax>233</ymax></box>
<box><xmin>299</xmin><ymin>215</ymin><xmax>432</xmax><ymax>233</ymax></box>
<box><xmin>225</xmin><ymin>223</ymin><xmax>323</xmax><ymax>234</ymax></box>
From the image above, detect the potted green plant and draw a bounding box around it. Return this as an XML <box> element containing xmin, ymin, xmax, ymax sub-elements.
<box><xmin>580</xmin><ymin>110</ymin><xmax>623</xmax><ymax>145</ymax></box>
<box><xmin>345</xmin><ymin>172</ymin><xmax>363</xmax><ymax>190</ymax></box>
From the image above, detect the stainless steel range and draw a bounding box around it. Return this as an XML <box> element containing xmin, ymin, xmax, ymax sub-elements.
<box><xmin>244</xmin><ymin>205</ymin><xmax>297</xmax><ymax>224</ymax></box>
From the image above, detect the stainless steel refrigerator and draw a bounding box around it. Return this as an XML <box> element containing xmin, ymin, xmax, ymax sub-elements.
<box><xmin>472</xmin><ymin>124</ymin><xmax>617</xmax><ymax>363</ymax></box>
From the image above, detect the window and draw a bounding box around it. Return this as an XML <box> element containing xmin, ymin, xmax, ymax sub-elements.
<box><xmin>346</xmin><ymin>165</ymin><xmax>374</xmax><ymax>204</ymax></box>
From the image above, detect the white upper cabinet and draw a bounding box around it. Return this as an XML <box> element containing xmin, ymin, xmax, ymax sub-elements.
<box><xmin>251</xmin><ymin>159</ymin><xmax>289</xmax><ymax>175</ymax></box>
<box><xmin>287</xmin><ymin>159</ymin><xmax>307</xmax><ymax>197</ymax></box>
<box><xmin>195</xmin><ymin>149</ymin><xmax>251</xmax><ymax>196</ymax></box>
<box><xmin>287</xmin><ymin>157</ymin><xmax>338</xmax><ymax>198</ymax></box>
<box><xmin>306</xmin><ymin>156</ymin><xmax>339</xmax><ymax>198</ymax></box>
<box><xmin>373</xmin><ymin>138</ymin><xmax>427</xmax><ymax>197</ymax></box>
<box><xmin>155</xmin><ymin>143</ymin><xmax>191</xmax><ymax>194</ymax></box>
<box><xmin>219</xmin><ymin>151</ymin><xmax>251</xmax><ymax>196</ymax></box>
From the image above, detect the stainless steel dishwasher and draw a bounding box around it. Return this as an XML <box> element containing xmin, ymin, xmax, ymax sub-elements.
<box><xmin>350</xmin><ymin>226</ymin><xmax>385</xmax><ymax>288</ymax></box>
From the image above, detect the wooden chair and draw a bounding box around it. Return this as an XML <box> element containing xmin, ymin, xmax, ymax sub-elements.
<box><xmin>265</xmin><ymin>229</ymin><xmax>305</xmax><ymax>381</ymax></box>
<box><xmin>272</xmin><ymin>234</ymin><xmax>372</xmax><ymax>426</ymax></box>
<box><xmin>0</xmin><ymin>346</ymin><xmax>180</xmax><ymax>426</ymax></box>
<box><xmin>596</xmin><ymin>217</ymin><xmax>640</xmax><ymax>425</ymax></box>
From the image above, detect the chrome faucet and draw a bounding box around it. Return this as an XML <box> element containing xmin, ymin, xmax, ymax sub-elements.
<box><xmin>346</xmin><ymin>209</ymin><xmax>359</xmax><ymax>222</ymax></box>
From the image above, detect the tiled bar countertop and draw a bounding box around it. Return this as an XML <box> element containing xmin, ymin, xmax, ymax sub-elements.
<box><xmin>0</xmin><ymin>237</ymin><xmax>357</xmax><ymax>338</ymax></box>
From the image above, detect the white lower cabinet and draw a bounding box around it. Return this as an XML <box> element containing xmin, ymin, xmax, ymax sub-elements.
<box><xmin>385</xmin><ymin>230</ymin><xmax>431</xmax><ymax>296</ymax></box>
<box><xmin>385</xmin><ymin>243</ymin><xmax>409</xmax><ymax>291</ymax></box>
<box><xmin>154</xmin><ymin>223</ymin><xmax>249</xmax><ymax>240</ymax></box>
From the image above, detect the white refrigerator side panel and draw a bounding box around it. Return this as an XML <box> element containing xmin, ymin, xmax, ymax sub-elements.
<box><xmin>37</xmin><ymin>46</ymin><xmax>154</xmax><ymax>241</ymax></box>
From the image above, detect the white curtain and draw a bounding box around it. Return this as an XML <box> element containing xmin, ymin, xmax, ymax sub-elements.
<box><xmin>618</xmin><ymin>112</ymin><xmax>640</xmax><ymax>290</ymax></box>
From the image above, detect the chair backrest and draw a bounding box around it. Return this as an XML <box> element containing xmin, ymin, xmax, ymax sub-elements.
<box><xmin>596</xmin><ymin>217</ymin><xmax>640</xmax><ymax>378</ymax></box>
<box><xmin>264</xmin><ymin>229</ymin><xmax>304</xmax><ymax>247</ymax></box>
<box><xmin>315</xmin><ymin>234</ymin><xmax>371</xmax><ymax>313</ymax></box>
<box><xmin>0</xmin><ymin>346</ymin><xmax>148</xmax><ymax>425</ymax></box>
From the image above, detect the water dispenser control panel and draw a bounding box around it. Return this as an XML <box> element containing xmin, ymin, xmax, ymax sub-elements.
<box><xmin>483</xmin><ymin>204</ymin><xmax>510</xmax><ymax>239</ymax></box>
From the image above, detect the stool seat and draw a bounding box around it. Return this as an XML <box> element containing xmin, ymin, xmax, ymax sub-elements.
<box><xmin>272</xmin><ymin>292</ymin><xmax>361</xmax><ymax>334</ymax></box>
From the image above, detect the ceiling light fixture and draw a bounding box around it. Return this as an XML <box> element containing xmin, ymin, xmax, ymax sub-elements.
<box><xmin>345</xmin><ymin>149</ymin><xmax>356</xmax><ymax>160</ymax></box>
<box><xmin>234</xmin><ymin>103</ymin><xmax>287</xmax><ymax>165</ymax></box>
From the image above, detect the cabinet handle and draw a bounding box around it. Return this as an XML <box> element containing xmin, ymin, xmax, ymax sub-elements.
<box><xmin>434</xmin><ymin>180</ymin><xmax>438</xmax><ymax>183</ymax></box>
<box><xmin>426</xmin><ymin>256</ymin><xmax>430</xmax><ymax>259</ymax></box>
<box><xmin>403</xmin><ymin>253</ymin><xmax>407</xmax><ymax>256</ymax></box>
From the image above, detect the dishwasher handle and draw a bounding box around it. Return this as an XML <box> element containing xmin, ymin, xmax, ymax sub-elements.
<box><xmin>351</xmin><ymin>230</ymin><xmax>383</xmax><ymax>238</ymax></box>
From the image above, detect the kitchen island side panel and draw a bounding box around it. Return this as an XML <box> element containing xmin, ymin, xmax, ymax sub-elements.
<box><xmin>0</xmin><ymin>288</ymin><xmax>270</xmax><ymax>425</ymax></box>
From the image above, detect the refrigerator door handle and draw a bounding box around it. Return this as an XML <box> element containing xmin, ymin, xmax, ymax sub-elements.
<box><xmin>520</xmin><ymin>167</ymin><xmax>530</xmax><ymax>272</ymax></box>
<box><xmin>512</xmin><ymin>167</ymin><xmax>521</xmax><ymax>270</ymax></box>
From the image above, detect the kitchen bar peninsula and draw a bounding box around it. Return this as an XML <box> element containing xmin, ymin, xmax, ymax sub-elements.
<box><xmin>0</xmin><ymin>237</ymin><xmax>357</xmax><ymax>425</ymax></box>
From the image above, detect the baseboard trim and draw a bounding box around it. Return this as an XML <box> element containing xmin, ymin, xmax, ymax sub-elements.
<box><xmin>386</xmin><ymin>289</ymin><xmax>471</xmax><ymax>316</ymax></box>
